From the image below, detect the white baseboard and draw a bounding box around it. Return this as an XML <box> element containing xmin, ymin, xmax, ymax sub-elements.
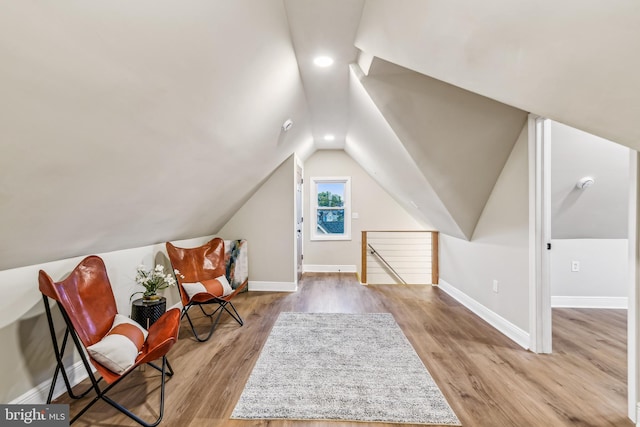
<box><xmin>551</xmin><ymin>296</ymin><xmax>628</xmax><ymax>309</ymax></box>
<box><xmin>10</xmin><ymin>360</ymin><xmax>92</xmax><ymax>404</ymax></box>
<box><xmin>303</xmin><ymin>264</ymin><xmax>357</xmax><ymax>273</ymax></box>
<box><xmin>439</xmin><ymin>279</ymin><xmax>530</xmax><ymax>350</ymax></box>
<box><xmin>248</xmin><ymin>281</ymin><xmax>297</xmax><ymax>292</ymax></box>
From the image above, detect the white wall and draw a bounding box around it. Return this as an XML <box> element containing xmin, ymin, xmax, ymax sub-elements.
<box><xmin>551</xmin><ymin>121</ymin><xmax>629</xmax><ymax>239</ymax></box>
<box><xmin>218</xmin><ymin>155</ymin><xmax>296</xmax><ymax>286</ymax></box>
<box><xmin>0</xmin><ymin>234</ymin><xmax>213</xmax><ymax>404</ymax></box>
<box><xmin>551</xmin><ymin>238</ymin><xmax>628</xmax><ymax>308</ymax></box>
<box><xmin>439</xmin><ymin>124</ymin><xmax>530</xmax><ymax>339</ymax></box>
<box><xmin>303</xmin><ymin>150</ymin><xmax>427</xmax><ymax>277</ymax></box>
<box><xmin>550</xmin><ymin>121</ymin><xmax>630</xmax><ymax>309</ymax></box>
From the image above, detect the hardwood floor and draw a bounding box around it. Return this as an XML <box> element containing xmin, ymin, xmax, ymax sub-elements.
<box><xmin>57</xmin><ymin>273</ymin><xmax>631</xmax><ymax>427</ymax></box>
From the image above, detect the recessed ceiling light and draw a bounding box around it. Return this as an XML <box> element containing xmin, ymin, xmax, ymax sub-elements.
<box><xmin>323</xmin><ymin>134</ymin><xmax>335</xmax><ymax>141</ymax></box>
<box><xmin>313</xmin><ymin>56</ymin><xmax>334</xmax><ymax>67</ymax></box>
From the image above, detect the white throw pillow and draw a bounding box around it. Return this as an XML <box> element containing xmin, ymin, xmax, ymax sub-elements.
<box><xmin>182</xmin><ymin>275</ymin><xmax>233</xmax><ymax>300</ymax></box>
<box><xmin>217</xmin><ymin>275</ymin><xmax>234</xmax><ymax>296</ymax></box>
<box><xmin>87</xmin><ymin>314</ymin><xmax>148</xmax><ymax>375</ymax></box>
<box><xmin>181</xmin><ymin>282</ymin><xmax>208</xmax><ymax>300</ymax></box>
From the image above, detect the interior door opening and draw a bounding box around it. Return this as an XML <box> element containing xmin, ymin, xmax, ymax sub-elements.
<box><xmin>533</xmin><ymin>116</ymin><xmax>636</xmax><ymax>421</ymax></box>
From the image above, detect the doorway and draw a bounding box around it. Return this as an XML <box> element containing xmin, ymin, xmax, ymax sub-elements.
<box><xmin>531</xmin><ymin>116</ymin><xmax>637</xmax><ymax>420</ymax></box>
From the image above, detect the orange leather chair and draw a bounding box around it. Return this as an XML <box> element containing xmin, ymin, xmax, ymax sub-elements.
<box><xmin>166</xmin><ymin>237</ymin><xmax>248</xmax><ymax>342</ymax></box>
<box><xmin>39</xmin><ymin>256</ymin><xmax>180</xmax><ymax>426</ymax></box>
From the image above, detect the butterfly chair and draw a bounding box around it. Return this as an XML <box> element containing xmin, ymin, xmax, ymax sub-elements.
<box><xmin>166</xmin><ymin>237</ymin><xmax>248</xmax><ymax>342</ymax></box>
<box><xmin>39</xmin><ymin>256</ymin><xmax>181</xmax><ymax>426</ymax></box>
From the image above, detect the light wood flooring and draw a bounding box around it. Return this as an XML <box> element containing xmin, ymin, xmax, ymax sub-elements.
<box><xmin>57</xmin><ymin>273</ymin><xmax>631</xmax><ymax>427</ymax></box>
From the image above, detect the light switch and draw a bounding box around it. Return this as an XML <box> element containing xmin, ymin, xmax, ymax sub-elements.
<box><xmin>571</xmin><ymin>261</ymin><xmax>580</xmax><ymax>272</ymax></box>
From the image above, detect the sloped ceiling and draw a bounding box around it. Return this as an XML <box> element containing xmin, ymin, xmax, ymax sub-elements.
<box><xmin>355</xmin><ymin>0</ymin><xmax>640</xmax><ymax>149</ymax></box>
<box><xmin>551</xmin><ymin>121</ymin><xmax>630</xmax><ymax>239</ymax></box>
<box><xmin>2</xmin><ymin>0</ymin><xmax>638</xmax><ymax>270</ymax></box>
<box><xmin>0</xmin><ymin>1</ymin><xmax>313</xmax><ymax>269</ymax></box>
<box><xmin>345</xmin><ymin>64</ymin><xmax>462</xmax><ymax>237</ymax></box>
<box><xmin>284</xmin><ymin>0</ymin><xmax>365</xmax><ymax>149</ymax></box>
<box><xmin>353</xmin><ymin>58</ymin><xmax>527</xmax><ymax>238</ymax></box>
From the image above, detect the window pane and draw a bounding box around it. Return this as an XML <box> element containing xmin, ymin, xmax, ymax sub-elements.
<box><xmin>311</xmin><ymin>176</ymin><xmax>351</xmax><ymax>241</ymax></box>
<box><xmin>316</xmin><ymin>209</ymin><xmax>345</xmax><ymax>234</ymax></box>
<box><xmin>317</xmin><ymin>182</ymin><xmax>345</xmax><ymax>207</ymax></box>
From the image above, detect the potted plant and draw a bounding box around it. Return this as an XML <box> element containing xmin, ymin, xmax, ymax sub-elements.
<box><xmin>131</xmin><ymin>264</ymin><xmax>181</xmax><ymax>302</ymax></box>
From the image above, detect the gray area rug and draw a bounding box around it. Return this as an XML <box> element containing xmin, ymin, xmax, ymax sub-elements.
<box><xmin>231</xmin><ymin>312</ymin><xmax>461</xmax><ymax>425</ymax></box>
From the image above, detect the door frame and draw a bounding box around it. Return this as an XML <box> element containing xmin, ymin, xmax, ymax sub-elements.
<box><xmin>628</xmin><ymin>151</ymin><xmax>638</xmax><ymax>422</ymax></box>
<box><xmin>528</xmin><ymin>114</ymin><xmax>552</xmax><ymax>354</ymax></box>
<box><xmin>295</xmin><ymin>157</ymin><xmax>304</xmax><ymax>285</ymax></box>
<box><xmin>529</xmin><ymin>114</ymin><xmax>639</xmax><ymax>421</ymax></box>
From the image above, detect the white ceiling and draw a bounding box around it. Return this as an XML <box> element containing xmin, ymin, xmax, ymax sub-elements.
<box><xmin>1</xmin><ymin>0</ymin><xmax>638</xmax><ymax>269</ymax></box>
<box><xmin>0</xmin><ymin>1</ymin><xmax>314</xmax><ymax>269</ymax></box>
<box><xmin>284</xmin><ymin>0</ymin><xmax>364</xmax><ymax>149</ymax></box>
<box><xmin>355</xmin><ymin>0</ymin><xmax>640</xmax><ymax>149</ymax></box>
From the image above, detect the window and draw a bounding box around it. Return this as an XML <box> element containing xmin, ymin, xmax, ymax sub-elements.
<box><xmin>311</xmin><ymin>176</ymin><xmax>351</xmax><ymax>241</ymax></box>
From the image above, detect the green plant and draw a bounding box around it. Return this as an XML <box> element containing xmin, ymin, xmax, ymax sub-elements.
<box><xmin>131</xmin><ymin>264</ymin><xmax>181</xmax><ymax>300</ymax></box>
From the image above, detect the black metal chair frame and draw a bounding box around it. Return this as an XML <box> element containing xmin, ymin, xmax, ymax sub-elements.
<box><xmin>179</xmin><ymin>289</ymin><xmax>244</xmax><ymax>342</ymax></box>
<box><xmin>42</xmin><ymin>295</ymin><xmax>174</xmax><ymax>426</ymax></box>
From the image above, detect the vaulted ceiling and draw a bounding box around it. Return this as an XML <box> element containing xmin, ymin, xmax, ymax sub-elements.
<box><xmin>1</xmin><ymin>0</ymin><xmax>639</xmax><ymax>270</ymax></box>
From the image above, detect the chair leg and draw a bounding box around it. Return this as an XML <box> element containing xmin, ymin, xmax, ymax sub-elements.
<box><xmin>180</xmin><ymin>298</ymin><xmax>244</xmax><ymax>342</ymax></box>
<box><xmin>101</xmin><ymin>356</ymin><xmax>169</xmax><ymax>427</ymax></box>
<box><xmin>48</xmin><ymin>301</ymin><xmax>174</xmax><ymax>427</ymax></box>
<box><xmin>182</xmin><ymin>304</ymin><xmax>225</xmax><ymax>342</ymax></box>
<box><xmin>67</xmin><ymin>350</ymin><xmax>172</xmax><ymax>426</ymax></box>
<box><xmin>147</xmin><ymin>358</ymin><xmax>174</xmax><ymax>377</ymax></box>
<box><xmin>42</xmin><ymin>296</ymin><xmax>97</xmax><ymax>403</ymax></box>
<box><xmin>220</xmin><ymin>301</ymin><xmax>244</xmax><ymax>326</ymax></box>
<box><xmin>199</xmin><ymin>303</ymin><xmax>223</xmax><ymax>318</ymax></box>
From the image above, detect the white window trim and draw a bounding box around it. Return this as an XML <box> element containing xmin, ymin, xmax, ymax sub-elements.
<box><xmin>310</xmin><ymin>176</ymin><xmax>351</xmax><ymax>241</ymax></box>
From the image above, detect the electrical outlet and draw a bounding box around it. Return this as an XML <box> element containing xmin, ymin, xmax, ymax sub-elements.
<box><xmin>571</xmin><ymin>261</ymin><xmax>580</xmax><ymax>272</ymax></box>
<box><xmin>492</xmin><ymin>280</ymin><xmax>499</xmax><ymax>293</ymax></box>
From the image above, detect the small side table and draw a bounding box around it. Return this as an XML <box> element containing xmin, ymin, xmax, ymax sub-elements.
<box><xmin>131</xmin><ymin>297</ymin><xmax>167</xmax><ymax>329</ymax></box>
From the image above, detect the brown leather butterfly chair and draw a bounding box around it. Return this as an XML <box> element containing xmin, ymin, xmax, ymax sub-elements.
<box><xmin>166</xmin><ymin>237</ymin><xmax>248</xmax><ymax>342</ymax></box>
<box><xmin>39</xmin><ymin>256</ymin><xmax>181</xmax><ymax>426</ymax></box>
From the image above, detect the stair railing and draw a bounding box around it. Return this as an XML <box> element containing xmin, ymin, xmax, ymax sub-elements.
<box><xmin>367</xmin><ymin>243</ymin><xmax>407</xmax><ymax>284</ymax></box>
<box><xmin>361</xmin><ymin>230</ymin><xmax>439</xmax><ymax>285</ymax></box>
